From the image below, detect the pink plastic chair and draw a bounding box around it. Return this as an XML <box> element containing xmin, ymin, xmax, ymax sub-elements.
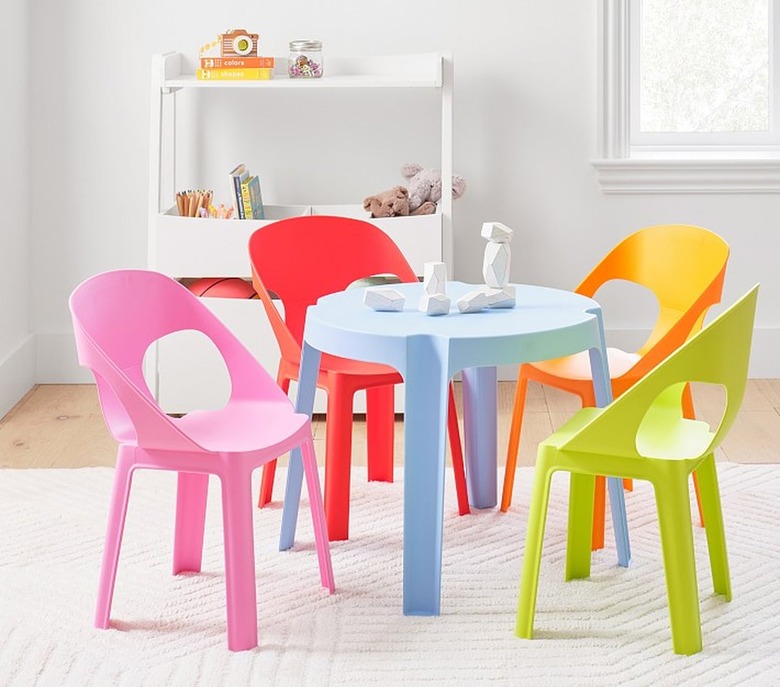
<box><xmin>69</xmin><ymin>269</ymin><xmax>334</xmax><ymax>652</ymax></box>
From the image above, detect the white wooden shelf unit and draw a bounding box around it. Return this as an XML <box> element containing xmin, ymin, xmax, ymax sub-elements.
<box><xmin>148</xmin><ymin>51</ymin><xmax>454</xmax><ymax>413</ymax></box>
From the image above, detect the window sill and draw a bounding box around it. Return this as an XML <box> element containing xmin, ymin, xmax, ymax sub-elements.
<box><xmin>592</xmin><ymin>158</ymin><xmax>780</xmax><ymax>194</ymax></box>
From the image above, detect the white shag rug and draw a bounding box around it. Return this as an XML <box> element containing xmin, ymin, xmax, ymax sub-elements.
<box><xmin>0</xmin><ymin>463</ymin><xmax>779</xmax><ymax>686</ymax></box>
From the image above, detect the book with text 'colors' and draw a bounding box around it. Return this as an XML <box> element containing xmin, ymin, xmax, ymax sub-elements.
<box><xmin>200</xmin><ymin>56</ymin><xmax>275</xmax><ymax>69</ymax></box>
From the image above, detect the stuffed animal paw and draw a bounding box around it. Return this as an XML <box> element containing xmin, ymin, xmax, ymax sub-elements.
<box><xmin>410</xmin><ymin>200</ymin><xmax>436</xmax><ymax>216</ymax></box>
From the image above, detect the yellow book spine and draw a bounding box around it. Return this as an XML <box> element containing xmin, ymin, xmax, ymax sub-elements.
<box><xmin>197</xmin><ymin>68</ymin><xmax>273</xmax><ymax>80</ymax></box>
<box><xmin>240</xmin><ymin>179</ymin><xmax>253</xmax><ymax>219</ymax></box>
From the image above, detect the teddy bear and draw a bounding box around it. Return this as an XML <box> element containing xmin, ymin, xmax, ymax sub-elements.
<box><xmin>401</xmin><ymin>162</ymin><xmax>467</xmax><ymax>214</ymax></box>
<box><xmin>363</xmin><ymin>185</ymin><xmax>436</xmax><ymax>218</ymax></box>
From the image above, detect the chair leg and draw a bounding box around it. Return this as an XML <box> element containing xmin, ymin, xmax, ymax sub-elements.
<box><xmin>694</xmin><ymin>454</ymin><xmax>731</xmax><ymax>600</ymax></box>
<box><xmin>258</xmin><ymin>460</ymin><xmax>277</xmax><ymax>509</ymax></box>
<box><xmin>593</xmin><ymin>478</ymin><xmax>632</xmax><ymax>553</ymax></box>
<box><xmin>692</xmin><ymin>471</ymin><xmax>705</xmax><ymax>528</ymax></box>
<box><xmin>682</xmin><ymin>383</ymin><xmax>705</xmax><ymax>528</ymax></box>
<box><xmin>258</xmin><ymin>375</ymin><xmax>292</xmax><ymax>507</ymax></box>
<box><xmin>501</xmin><ymin>373</ymin><xmax>529</xmax><ymax>512</ymax></box>
<box><xmin>447</xmin><ymin>383</ymin><xmax>470</xmax><ymax>516</ymax></box>
<box><xmin>173</xmin><ymin>471</ymin><xmax>209</xmax><ymax>574</ymax></box>
<box><xmin>220</xmin><ymin>465</ymin><xmax>258</xmax><ymax>652</ymax></box>
<box><xmin>300</xmin><ymin>436</ymin><xmax>335</xmax><ymax>593</ymax></box>
<box><xmin>654</xmin><ymin>475</ymin><xmax>702</xmax><ymax>655</ymax></box>
<box><xmin>324</xmin><ymin>384</ymin><xmax>355</xmax><ymax>541</ymax></box>
<box><xmin>516</xmin><ymin>454</ymin><xmax>556</xmax><ymax>639</ymax></box>
<box><xmin>567</xmin><ymin>472</ymin><xmax>596</xmax><ymax>580</ymax></box>
<box><xmin>94</xmin><ymin>445</ymin><xmax>135</xmax><ymax>629</ymax></box>
<box><xmin>591</xmin><ymin>475</ymin><xmax>606</xmax><ymax>551</ymax></box>
<box><xmin>366</xmin><ymin>384</ymin><xmax>395</xmax><ymax>483</ymax></box>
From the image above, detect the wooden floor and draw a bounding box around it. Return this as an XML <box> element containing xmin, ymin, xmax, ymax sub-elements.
<box><xmin>1</xmin><ymin>381</ymin><xmax>779</xmax><ymax>469</ymax></box>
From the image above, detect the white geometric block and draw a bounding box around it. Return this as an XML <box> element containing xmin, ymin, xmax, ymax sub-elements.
<box><xmin>483</xmin><ymin>242</ymin><xmax>511</xmax><ymax>287</ymax></box>
<box><xmin>457</xmin><ymin>289</ymin><xmax>490</xmax><ymax>313</ymax></box>
<box><xmin>480</xmin><ymin>221</ymin><xmax>514</xmax><ymax>243</ymax></box>
<box><xmin>363</xmin><ymin>287</ymin><xmax>406</xmax><ymax>312</ymax></box>
<box><xmin>419</xmin><ymin>293</ymin><xmax>451</xmax><ymax>316</ymax></box>
<box><xmin>422</xmin><ymin>261</ymin><xmax>448</xmax><ymax>297</ymax></box>
<box><xmin>480</xmin><ymin>285</ymin><xmax>516</xmax><ymax>308</ymax></box>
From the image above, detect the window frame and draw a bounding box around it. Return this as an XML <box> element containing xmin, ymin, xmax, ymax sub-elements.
<box><xmin>594</xmin><ymin>0</ymin><xmax>780</xmax><ymax>192</ymax></box>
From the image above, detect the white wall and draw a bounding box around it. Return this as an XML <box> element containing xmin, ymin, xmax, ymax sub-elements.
<box><xmin>23</xmin><ymin>0</ymin><xmax>780</xmax><ymax>392</ymax></box>
<box><xmin>0</xmin><ymin>0</ymin><xmax>33</xmax><ymax>417</ymax></box>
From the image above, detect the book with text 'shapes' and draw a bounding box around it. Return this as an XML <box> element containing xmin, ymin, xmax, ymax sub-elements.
<box><xmin>197</xmin><ymin>68</ymin><xmax>273</xmax><ymax>81</ymax></box>
<box><xmin>200</xmin><ymin>56</ymin><xmax>275</xmax><ymax>69</ymax></box>
<box><xmin>228</xmin><ymin>164</ymin><xmax>249</xmax><ymax>218</ymax></box>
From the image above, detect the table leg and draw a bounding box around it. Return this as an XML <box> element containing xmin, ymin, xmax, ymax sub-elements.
<box><xmin>461</xmin><ymin>366</ymin><xmax>498</xmax><ymax>509</ymax></box>
<box><xmin>279</xmin><ymin>341</ymin><xmax>322</xmax><ymax>551</ymax></box>
<box><xmin>587</xmin><ymin>308</ymin><xmax>631</xmax><ymax>568</ymax></box>
<box><xmin>402</xmin><ymin>338</ymin><xmax>450</xmax><ymax>616</ymax></box>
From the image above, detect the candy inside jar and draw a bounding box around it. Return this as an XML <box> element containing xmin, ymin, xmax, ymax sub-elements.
<box><xmin>288</xmin><ymin>40</ymin><xmax>323</xmax><ymax>78</ymax></box>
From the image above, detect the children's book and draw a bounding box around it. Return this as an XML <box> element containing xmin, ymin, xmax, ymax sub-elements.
<box><xmin>200</xmin><ymin>56</ymin><xmax>275</xmax><ymax>69</ymax></box>
<box><xmin>240</xmin><ymin>175</ymin><xmax>264</xmax><ymax>220</ymax></box>
<box><xmin>229</xmin><ymin>164</ymin><xmax>264</xmax><ymax>220</ymax></box>
<box><xmin>197</xmin><ymin>68</ymin><xmax>273</xmax><ymax>80</ymax></box>
<box><xmin>228</xmin><ymin>163</ymin><xmax>249</xmax><ymax>218</ymax></box>
<box><xmin>240</xmin><ymin>177</ymin><xmax>253</xmax><ymax>220</ymax></box>
<box><xmin>244</xmin><ymin>175</ymin><xmax>265</xmax><ymax>220</ymax></box>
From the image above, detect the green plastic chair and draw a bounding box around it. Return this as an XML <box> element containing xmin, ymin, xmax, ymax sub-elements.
<box><xmin>515</xmin><ymin>285</ymin><xmax>758</xmax><ymax>655</ymax></box>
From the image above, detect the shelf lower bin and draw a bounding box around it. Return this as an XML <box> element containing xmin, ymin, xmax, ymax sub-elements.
<box><xmin>153</xmin><ymin>204</ymin><xmax>310</xmax><ymax>277</ymax></box>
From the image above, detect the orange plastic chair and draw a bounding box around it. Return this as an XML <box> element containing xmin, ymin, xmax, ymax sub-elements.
<box><xmin>249</xmin><ymin>216</ymin><xmax>469</xmax><ymax>541</ymax></box>
<box><xmin>501</xmin><ymin>224</ymin><xmax>730</xmax><ymax>548</ymax></box>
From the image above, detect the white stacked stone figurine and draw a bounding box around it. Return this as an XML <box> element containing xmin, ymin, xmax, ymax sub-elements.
<box><xmin>419</xmin><ymin>262</ymin><xmax>451</xmax><ymax>315</ymax></box>
<box><xmin>480</xmin><ymin>221</ymin><xmax>516</xmax><ymax>307</ymax></box>
<box><xmin>457</xmin><ymin>221</ymin><xmax>516</xmax><ymax>313</ymax></box>
<box><xmin>365</xmin><ymin>224</ymin><xmax>515</xmax><ymax>315</ymax></box>
<box><xmin>363</xmin><ymin>286</ymin><xmax>406</xmax><ymax>312</ymax></box>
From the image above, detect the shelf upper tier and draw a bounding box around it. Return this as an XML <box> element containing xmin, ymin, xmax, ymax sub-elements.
<box><xmin>156</xmin><ymin>51</ymin><xmax>444</xmax><ymax>90</ymax></box>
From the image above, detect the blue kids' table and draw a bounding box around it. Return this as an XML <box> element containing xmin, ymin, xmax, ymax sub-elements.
<box><xmin>278</xmin><ymin>281</ymin><xmax>631</xmax><ymax>615</ymax></box>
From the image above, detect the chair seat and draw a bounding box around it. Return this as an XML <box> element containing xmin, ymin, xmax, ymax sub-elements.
<box><xmin>636</xmin><ymin>414</ymin><xmax>715</xmax><ymax>460</ymax></box>
<box><xmin>530</xmin><ymin>347</ymin><xmax>641</xmax><ymax>381</ymax></box>
<box><xmin>319</xmin><ymin>352</ymin><xmax>401</xmax><ymax>380</ymax></box>
<box><xmin>176</xmin><ymin>403</ymin><xmax>310</xmax><ymax>454</ymax></box>
<box><xmin>548</xmin><ymin>406</ymin><xmax>715</xmax><ymax>460</ymax></box>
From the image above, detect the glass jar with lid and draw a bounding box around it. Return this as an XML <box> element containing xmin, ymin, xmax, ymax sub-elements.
<box><xmin>288</xmin><ymin>40</ymin><xmax>323</xmax><ymax>78</ymax></box>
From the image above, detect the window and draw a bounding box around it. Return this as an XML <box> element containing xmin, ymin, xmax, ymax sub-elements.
<box><xmin>594</xmin><ymin>0</ymin><xmax>780</xmax><ymax>192</ymax></box>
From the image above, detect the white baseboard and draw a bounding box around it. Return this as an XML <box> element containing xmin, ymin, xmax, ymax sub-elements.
<box><xmin>31</xmin><ymin>327</ymin><xmax>780</xmax><ymax>388</ymax></box>
<box><xmin>0</xmin><ymin>334</ymin><xmax>36</xmax><ymax>418</ymax></box>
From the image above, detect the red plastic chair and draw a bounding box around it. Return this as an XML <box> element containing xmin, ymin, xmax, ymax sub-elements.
<box><xmin>250</xmin><ymin>216</ymin><xmax>470</xmax><ymax>541</ymax></box>
<box><xmin>69</xmin><ymin>269</ymin><xmax>334</xmax><ymax>651</ymax></box>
